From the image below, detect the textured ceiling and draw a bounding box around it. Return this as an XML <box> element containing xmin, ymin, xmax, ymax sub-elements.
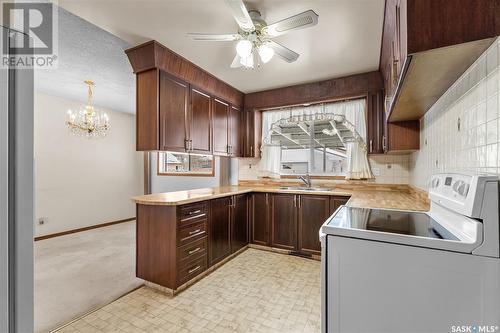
<box><xmin>35</xmin><ymin>7</ymin><xmax>135</xmax><ymax>114</ymax></box>
<box><xmin>58</xmin><ymin>0</ymin><xmax>385</xmax><ymax>94</ymax></box>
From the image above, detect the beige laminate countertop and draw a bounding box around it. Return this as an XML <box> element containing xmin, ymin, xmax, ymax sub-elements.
<box><xmin>131</xmin><ymin>185</ymin><xmax>430</xmax><ymax>211</ymax></box>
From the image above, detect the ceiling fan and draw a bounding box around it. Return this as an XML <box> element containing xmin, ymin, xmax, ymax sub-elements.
<box><xmin>187</xmin><ymin>0</ymin><xmax>319</xmax><ymax>69</ymax></box>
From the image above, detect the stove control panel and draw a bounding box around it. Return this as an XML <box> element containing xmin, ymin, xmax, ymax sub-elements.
<box><xmin>429</xmin><ymin>173</ymin><xmax>497</xmax><ymax>218</ymax></box>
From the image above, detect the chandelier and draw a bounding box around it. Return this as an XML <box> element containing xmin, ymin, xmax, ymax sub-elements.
<box><xmin>66</xmin><ymin>80</ymin><xmax>110</xmax><ymax>138</ymax></box>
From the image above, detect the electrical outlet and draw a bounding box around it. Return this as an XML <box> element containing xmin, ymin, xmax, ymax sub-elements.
<box><xmin>372</xmin><ymin>167</ymin><xmax>381</xmax><ymax>176</ymax></box>
<box><xmin>38</xmin><ymin>217</ymin><xmax>46</xmax><ymax>225</ymax></box>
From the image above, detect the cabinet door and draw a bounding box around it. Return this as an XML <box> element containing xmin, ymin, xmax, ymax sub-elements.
<box><xmin>189</xmin><ymin>88</ymin><xmax>212</xmax><ymax>153</ymax></box>
<box><xmin>243</xmin><ymin>110</ymin><xmax>262</xmax><ymax>158</ymax></box>
<box><xmin>212</xmin><ymin>99</ymin><xmax>229</xmax><ymax>155</ymax></box>
<box><xmin>271</xmin><ymin>194</ymin><xmax>297</xmax><ymax>250</ymax></box>
<box><xmin>209</xmin><ymin>197</ymin><xmax>231</xmax><ymax>266</ymax></box>
<box><xmin>367</xmin><ymin>91</ymin><xmax>386</xmax><ymax>154</ymax></box>
<box><xmin>329</xmin><ymin>196</ymin><xmax>350</xmax><ymax>215</ymax></box>
<box><xmin>159</xmin><ymin>71</ymin><xmax>189</xmax><ymax>152</ymax></box>
<box><xmin>231</xmin><ymin>194</ymin><xmax>248</xmax><ymax>253</ymax></box>
<box><xmin>250</xmin><ymin>193</ymin><xmax>269</xmax><ymax>246</ymax></box>
<box><xmin>298</xmin><ymin>195</ymin><xmax>331</xmax><ymax>255</ymax></box>
<box><xmin>386</xmin><ymin>120</ymin><xmax>420</xmax><ymax>152</ymax></box>
<box><xmin>228</xmin><ymin>106</ymin><xmax>242</xmax><ymax>157</ymax></box>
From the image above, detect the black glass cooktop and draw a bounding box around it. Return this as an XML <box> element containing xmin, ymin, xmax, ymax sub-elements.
<box><xmin>327</xmin><ymin>206</ymin><xmax>458</xmax><ymax>240</ymax></box>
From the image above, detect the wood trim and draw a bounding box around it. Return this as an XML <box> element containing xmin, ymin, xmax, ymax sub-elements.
<box><xmin>156</xmin><ymin>152</ymin><xmax>215</xmax><ymax>177</ymax></box>
<box><xmin>244</xmin><ymin>71</ymin><xmax>383</xmax><ymax>110</ymax></box>
<box><xmin>125</xmin><ymin>40</ymin><xmax>244</xmax><ymax>107</ymax></box>
<box><xmin>34</xmin><ymin>217</ymin><xmax>136</xmax><ymax>241</ymax></box>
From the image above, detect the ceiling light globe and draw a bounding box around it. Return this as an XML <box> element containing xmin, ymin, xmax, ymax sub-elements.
<box><xmin>258</xmin><ymin>44</ymin><xmax>275</xmax><ymax>63</ymax></box>
<box><xmin>236</xmin><ymin>40</ymin><xmax>253</xmax><ymax>58</ymax></box>
<box><xmin>239</xmin><ymin>54</ymin><xmax>254</xmax><ymax>68</ymax></box>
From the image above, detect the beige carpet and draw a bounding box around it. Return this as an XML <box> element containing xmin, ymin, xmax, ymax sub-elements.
<box><xmin>35</xmin><ymin>221</ymin><xmax>143</xmax><ymax>333</ymax></box>
<box><xmin>55</xmin><ymin>249</ymin><xmax>321</xmax><ymax>333</ymax></box>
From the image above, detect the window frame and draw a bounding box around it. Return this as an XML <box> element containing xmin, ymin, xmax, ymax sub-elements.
<box><xmin>156</xmin><ymin>152</ymin><xmax>215</xmax><ymax>177</ymax></box>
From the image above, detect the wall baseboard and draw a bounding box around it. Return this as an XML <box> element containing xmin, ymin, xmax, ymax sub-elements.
<box><xmin>34</xmin><ymin>217</ymin><xmax>136</xmax><ymax>241</ymax></box>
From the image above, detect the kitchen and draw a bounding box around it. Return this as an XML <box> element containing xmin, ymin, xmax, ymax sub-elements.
<box><xmin>1</xmin><ymin>0</ymin><xmax>500</xmax><ymax>332</ymax></box>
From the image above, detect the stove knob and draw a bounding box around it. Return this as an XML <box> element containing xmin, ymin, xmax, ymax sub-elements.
<box><xmin>458</xmin><ymin>182</ymin><xmax>469</xmax><ymax>197</ymax></box>
<box><xmin>452</xmin><ymin>180</ymin><xmax>461</xmax><ymax>192</ymax></box>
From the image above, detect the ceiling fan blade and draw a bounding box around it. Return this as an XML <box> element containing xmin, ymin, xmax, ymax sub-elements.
<box><xmin>230</xmin><ymin>54</ymin><xmax>243</xmax><ymax>68</ymax></box>
<box><xmin>187</xmin><ymin>33</ymin><xmax>240</xmax><ymax>41</ymax></box>
<box><xmin>262</xmin><ymin>10</ymin><xmax>319</xmax><ymax>37</ymax></box>
<box><xmin>268</xmin><ymin>41</ymin><xmax>299</xmax><ymax>63</ymax></box>
<box><xmin>224</xmin><ymin>0</ymin><xmax>255</xmax><ymax>32</ymax></box>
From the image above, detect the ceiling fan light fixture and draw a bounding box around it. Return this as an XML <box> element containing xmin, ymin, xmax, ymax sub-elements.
<box><xmin>236</xmin><ymin>39</ymin><xmax>253</xmax><ymax>58</ymax></box>
<box><xmin>258</xmin><ymin>44</ymin><xmax>274</xmax><ymax>63</ymax></box>
<box><xmin>239</xmin><ymin>53</ymin><xmax>254</xmax><ymax>68</ymax></box>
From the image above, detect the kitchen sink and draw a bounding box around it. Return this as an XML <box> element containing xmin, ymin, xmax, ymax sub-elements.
<box><xmin>278</xmin><ymin>186</ymin><xmax>332</xmax><ymax>192</ymax></box>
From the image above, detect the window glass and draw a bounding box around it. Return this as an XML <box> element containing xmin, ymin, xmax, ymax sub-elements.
<box><xmin>158</xmin><ymin>152</ymin><xmax>214</xmax><ymax>176</ymax></box>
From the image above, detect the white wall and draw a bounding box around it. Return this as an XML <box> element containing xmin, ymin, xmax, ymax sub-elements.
<box><xmin>35</xmin><ymin>92</ymin><xmax>143</xmax><ymax>237</ymax></box>
<box><xmin>150</xmin><ymin>154</ymin><xmax>229</xmax><ymax>193</ymax></box>
<box><xmin>411</xmin><ymin>38</ymin><xmax>500</xmax><ymax>190</ymax></box>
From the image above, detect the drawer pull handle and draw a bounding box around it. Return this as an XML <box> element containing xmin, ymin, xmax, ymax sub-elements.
<box><xmin>180</xmin><ymin>213</ymin><xmax>206</xmax><ymax>222</ymax></box>
<box><xmin>188</xmin><ymin>229</ymin><xmax>201</xmax><ymax>235</ymax></box>
<box><xmin>188</xmin><ymin>247</ymin><xmax>201</xmax><ymax>255</ymax></box>
<box><xmin>188</xmin><ymin>265</ymin><xmax>201</xmax><ymax>274</ymax></box>
<box><xmin>188</xmin><ymin>210</ymin><xmax>202</xmax><ymax>215</ymax></box>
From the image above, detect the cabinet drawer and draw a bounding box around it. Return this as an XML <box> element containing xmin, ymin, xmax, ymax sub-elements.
<box><xmin>178</xmin><ymin>237</ymin><xmax>207</xmax><ymax>264</ymax></box>
<box><xmin>177</xmin><ymin>256</ymin><xmax>207</xmax><ymax>285</ymax></box>
<box><xmin>178</xmin><ymin>202</ymin><xmax>208</xmax><ymax>226</ymax></box>
<box><xmin>178</xmin><ymin>221</ymin><xmax>207</xmax><ymax>246</ymax></box>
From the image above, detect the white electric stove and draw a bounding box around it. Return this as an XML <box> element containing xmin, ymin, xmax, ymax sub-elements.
<box><xmin>320</xmin><ymin>173</ymin><xmax>500</xmax><ymax>333</ymax></box>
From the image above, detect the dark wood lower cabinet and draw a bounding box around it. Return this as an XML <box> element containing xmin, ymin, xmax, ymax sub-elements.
<box><xmin>209</xmin><ymin>197</ymin><xmax>231</xmax><ymax>266</ymax></box>
<box><xmin>298</xmin><ymin>195</ymin><xmax>331</xmax><ymax>255</ymax></box>
<box><xmin>135</xmin><ymin>192</ymin><xmax>351</xmax><ymax>291</ymax></box>
<box><xmin>330</xmin><ymin>196</ymin><xmax>350</xmax><ymax>215</ymax></box>
<box><xmin>250</xmin><ymin>193</ymin><xmax>270</xmax><ymax>246</ymax></box>
<box><xmin>231</xmin><ymin>194</ymin><xmax>249</xmax><ymax>253</ymax></box>
<box><xmin>270</xmin><ymin>194</ymin><xmax>298</xmax><ymax>250</ymax></box>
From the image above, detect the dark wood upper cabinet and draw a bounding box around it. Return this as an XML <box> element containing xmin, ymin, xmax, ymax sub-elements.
<box><xmin>189</xmin><ymin>87</ymin><xmax>212</xmax><ymax>153</ymax></box>
<box><xmin>366</xmin><ymin>91</ymin><xmax>386</xmax><ymax>154</ymax></box>
<box><xmin>250</xmin><ymin>193</ymin><xmax>270</xmax><ymax>246</ymax></box>
<box><xmin>136</xmin><ymin>69</ymin><xmax>159</xmax><ymax>151</ymax></box>
<box><xmin>386</xmin><ymin>120</ymin><xmax>420</xmax><ymax>152</ymax></box>
<box><xmin>209</xmin><ymin>197</ymin><xmax>231</xmax><ymax>266</ymax></box>
<box><xmin>270</xmin><ymin>194</ymin><xmax>298</xmax><ymax>251</ymax></box>
<box><xmin>242</xmin><ymin>110</ymin><xmax>262</xmax><ymax>158</ymax></box>
<box><xmin>159</xmin><ymin>71</ymin><xmax>189</xmax><ymax>152</ymax></box>
<box><xmin>212</xmin><ymin>99</ymin><xmax>229</xmax><ymax>156</ymax></box>
<box><xmin>228</xmin><ymin>106</ymin><xmax>242</xmax><ymax>157</ymax></box>
<box><xmin>126</xmin><ymin>40</ymin><xmax>243</xmax><ymax>152</ymax></box>
<box><xmin>298</xmin><ymin>195</ymin><xmax>331</xmax><ymax>255</ymax></box>
<box><xmin>381</xmin><ymin>0</ymin><xmax>500</xmax><ymax>122</ymax></box>
<box><xmin>231</xmin><ymin>194</ymin><xmax>249</xmax><ymax>253</ymax></box>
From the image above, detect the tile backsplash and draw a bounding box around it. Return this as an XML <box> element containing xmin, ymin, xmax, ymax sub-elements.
<box><xmin>411</xmin><ymin>38</ymin><xmax>500</xmax><ymax>190</ymax></box>
<box><xmin>238</xmin><ymin>154</ymin><xmax>411</xmax><ymax>185</ymax></box>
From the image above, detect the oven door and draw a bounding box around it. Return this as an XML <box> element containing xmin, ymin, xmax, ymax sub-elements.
<box><xmin>324</xmin><ymin>234</ymin><xmax>500</xmax><ymax>333</ymax></box>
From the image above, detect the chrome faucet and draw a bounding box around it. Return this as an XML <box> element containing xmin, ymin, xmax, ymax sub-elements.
<box><xmin>298</xmin><ymin>174</ymin><xmax>312</xmax><ymax>188</ymax></box>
